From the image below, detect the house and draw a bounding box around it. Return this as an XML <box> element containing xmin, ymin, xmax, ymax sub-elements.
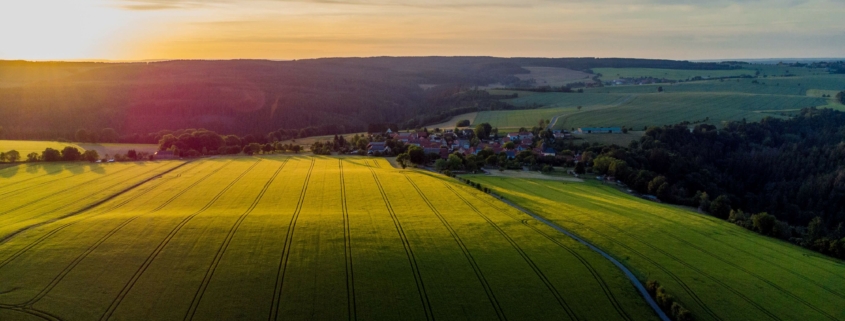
<box><xmin>576</xmin><ymin>127</ymin><xmax>622</xmax><ymax>134</ymax></box>
<box><xmin>367</xmin><ymin>142</ymin><xmax>390</xmax><ymax>155</ymax></box>
<box><xmin>153</xmin><ymin>150</ymin><xmax>177</xmax><ymax>160</ymax></box>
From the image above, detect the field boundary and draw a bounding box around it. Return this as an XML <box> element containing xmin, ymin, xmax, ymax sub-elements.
<box><xmin>455</xmin><ymin>184</ymin><xmax>637</xmax><ymax>321</ymax></box>
<box><xmin>472</xmin><ymin>185</ymin><xmax>671</xmax><ymax>321</ymax></box>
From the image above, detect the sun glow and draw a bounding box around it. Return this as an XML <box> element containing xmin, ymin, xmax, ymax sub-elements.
<box><xmin>0</xmin><ymin>0</ymin><xmax>167</xmax><ymax>60</ymax></box>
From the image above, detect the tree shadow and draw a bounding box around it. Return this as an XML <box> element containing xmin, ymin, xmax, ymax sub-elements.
<box><xmin>84</xmin><ymin>163</ymin><xmax>106</xmax><ymax>175</ymax></box>
<box><xmin>0</xmin><ymin>164</ymin><xmax>20</xmax><ymax>178</ymax></box>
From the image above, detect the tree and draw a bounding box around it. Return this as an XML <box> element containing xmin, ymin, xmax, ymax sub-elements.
<box><xmin>26</xmin><ymin>152</ymin><xmax>39</xmax><ymax>162</ymax></box>
<box><xmin>837</xmin><ymin>91</ymin><xmax>845</xmax><ymax>104</ymax></box>
<box><xmin>574</xmin><ymin>162</ymin><xmax>585</xmax><ymax>174</ymax></box>
<box><xmin>396</xmin><ymin>153</ymin><xmax>410</xmax><ymax>169</ymax></box>
<box><xmin>647</xmin><ymin>176</ymin><xmax>667</xmax><ymax>195</ymax></box>
<box><xmin>407</xmin><ymin>146</ymin><xmax>425</xmax><ymax>165</ymax></box>
<box><xmin>577</xmin><ymin>105</ymin><xmax>582</xmax><ymax>111</ymax></box>
<box><xmin>474</xmin><ymin>123</ymin><xmax>492</xmax><ymax>139</ymax></box>
<box><xmin>446</xmin><ymin>154</ymin><xmax>463</xmax><ymax>170</ymax></box>
<box><xmin>5</xmin><ymin>150</ymin><xmax>20</xmax><ymax>163</ymax></box>
<box><xmin>0</xmin><ymin>152</ymin><xmax>5</xmax><ymax>162</ymax></box>
<box><xmin>127</xmin><ymin>150</ymin><xmax>138</xmax><ymax>160</ymax></box>
<box><xmin>41</xmin><ymin>148</ymin><xmax>61</xmax><ymax>162</ymax></box>
<box><xmin>503</xmin><ymin>141</ymin><xmax>516</xmax><ymax>150</ymax></box>
<box><xmin>751</xmin><ymin>212</ymin><xmax>777</xmax><ymax>236</ymax></box>
<box><xmin>710</xmin><ymin>195</ymin><xmax>731</xmax><ymax>219</ymax></box>
<box><xmin>434</xmin><ymin>159</ymin><xmax>447</xmax><ymax>171</ymax></box>
<box><xmin>456</xmin><ymin>119</ymin><xmax>470</xmax><ymax>127</ymax></box>
<box><xmin>61</xmin><ymin>147</ymin><xmax>82</xmax><ymax>161</ymax></box>
<box><xmin>657</xmin><ymin>86</ymin><xmax>663</xmax><ymax>93</ymax></box>
<box><xmin>82</xmin><ymin>150</ymin><xmax>100</xmax><ymax>162</ymax></box>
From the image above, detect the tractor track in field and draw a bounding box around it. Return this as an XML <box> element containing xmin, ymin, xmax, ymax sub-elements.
<box><xmin>0</xmin><ymin>162</ymin><xmax>184</xmax><ymax>246</ymax></box>
<box><xmin>0</xmin><ymin>303</ymin><xmax>63</xmax><ymax>321</ymax></box>
<box><xmin>0</xmin><ymin>163</ymin><xmax>88</xmax><ymax>195</ymax></box>
<box><xmin>100</xmin><ymin>160</ymin><xmax>261</xmax><ymax>321</ymax></box>
<box><xmin>538</xmin><ymin>182</ymin><xmax>841</xmax><ymax>320</ymax></box>
<box><xmin>0</xmin><ymin>161</ymin><xmax>206</xmax><ymax>270</ymax></box>
<box><xmin>367</xmin><ymin>163</ymin><xmax>434</xmax><ymax>321</ymax></box>
<box><xmin>403</xmin><ymin>175</ymin><xmax>507</xmax><ymax>321</ymax></box>
<box><xmin>0</xmin><ymin>163</ymin><xmax>146</xmax><ymax>216</ymax></box>
<box><xmin>184</xmin><ymin>159</ymin><xmax>288</xmax><ymax>321</ymax></box>
<box><xmin>7</xmin><ymin>161</ymin><xmax>223</xmax><ymax>308</ymax></box>
<box><xmin>269</xmin><ymin>158</ymin><xmax>316</xmax><ymax>321</ymax></box>
<box><xmin>339</xmin><ymin>160</ymin><xmax>358</xmax><ymax>321</ymax></box>
<box><xmin>458</xmin><ymin>186</ymin><xmax>635</xmax><ymax>321</ymax></box>
<box><xmin>438</xmin><ymin>182</ymin><xmax>587</xmax><ymax>321</ymax></box>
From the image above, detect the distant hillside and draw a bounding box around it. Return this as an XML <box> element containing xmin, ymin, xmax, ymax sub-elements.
<box><xmin>0</xmin><ymin>57</ymin><xmax>732</xmax><ymax>141</ymax></box>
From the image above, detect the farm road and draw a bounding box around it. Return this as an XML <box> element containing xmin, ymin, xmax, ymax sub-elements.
<box><xmin>493</xmin><ymin>195</ymin><xmax>672</xmax><ymax>321</ymax></box>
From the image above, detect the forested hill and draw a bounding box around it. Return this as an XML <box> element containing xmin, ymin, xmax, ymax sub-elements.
<box><xmin>596</xmin><ymin>108</ymin><xmax>845</xmax><ymax>255</ymax></box>
<box><xmin>0</xmin><ymin>57</ymin><xmax>730</xmax><ymax>141</ymax></box>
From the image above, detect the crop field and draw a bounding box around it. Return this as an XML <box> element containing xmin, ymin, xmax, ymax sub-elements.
<box><xmin>469</xmin><ymin>94</ymin><xmax>632</xmax><ymax>130</ymax></box>
<box><xmin>556</xmin><ymin>93</ymin><xmax>825</xmax><ymax>130</ymax></box>
<box><xmin>0</xmin><ymin>141</ymin><xmax>85</xmax><ymax>156</ymax></box>
<box><xmin>466</xmin><ymin>177</ymin><xmax>845</xmax><ymax>321</ymax></box>
<box><xmin>0</xmin><ymin>156</ymin><xmax>659</xmax><ymax>321</ymax></box>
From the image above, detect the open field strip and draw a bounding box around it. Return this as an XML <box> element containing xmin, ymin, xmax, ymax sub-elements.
<box><xmin>466</xmin><ymin>177</ymin><xmax>845</xmax><ymax>321</ymax></box>
<box><xmin>0</xmin><ymin>140</ymin><xmax>84</xmax><ymax>156</ymax></box>
<box><xmin>0</xmin><ymin>161</ymin><xmax>184</xmax><ymax>242</ymax></box>
<box><xmin>0</xmin><ymin>156</ymin><xmax>661</xmax><ymax>320</ymax></box>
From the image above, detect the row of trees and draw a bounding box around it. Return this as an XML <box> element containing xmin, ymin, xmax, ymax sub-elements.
<box><xmin>1</xmin><ymin>147</ymin><xmax>101</xmax><ymax>163</ymax></box>
<box><xmin>157</xmin><ymin>129</ymin><xmax>305</xmax><ymax>157</ymax></box>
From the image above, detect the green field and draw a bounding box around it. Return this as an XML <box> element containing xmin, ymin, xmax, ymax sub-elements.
<box><xmin>556</xmin><ymin>93</ymin><xmax>825</xmax><ymax>130</ymax></box>
<box><xmin>0</xmin><ymin>140</ymin><xmax>84</xmax><ymax>156</ymax></box>
<box><xmin>0</xmin><ymin>157</ymin><xmax>658</xmax><ymax>320</ymax></box>
<box><xmin>466</xmin><ymin>177</ymin><xmax>845</xmax><ymax>321</ymax></box>
<box><xmin>470</xmin><ymin>94</ymin><xmax>632</xmax><ymax>130</ymax></box>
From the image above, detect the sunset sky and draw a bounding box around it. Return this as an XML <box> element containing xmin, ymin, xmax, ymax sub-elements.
<box><xmin>2</xmin><ymin>0</ymin><xmax>844</xmax><ymax>61</ymax></box>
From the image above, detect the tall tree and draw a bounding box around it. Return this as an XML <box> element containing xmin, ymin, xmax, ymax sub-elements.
<box><xmin>61</xmin><ymin>147</ymin><xmax>82</xmax><ymax>161</ymax></box>
<box><xmin>41</xmin><ymin>148</ymin><xmax>61</xmax><ymax>162</ymax></box>
<box><xmin>6</xmin><ymin>150</ymin><xmax>20</xmax><ymax>163</ymax></box>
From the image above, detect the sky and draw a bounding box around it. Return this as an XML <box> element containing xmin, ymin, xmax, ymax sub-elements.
<box><xmin>1</xmin><ymin>0</ymin><xmax>844</xmax><ymax>61</ymax></box>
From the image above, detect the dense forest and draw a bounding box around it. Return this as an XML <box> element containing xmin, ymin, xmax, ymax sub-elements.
<box><xmin>0</xmin><ymin>57</ymin><xmax>737</xmax><ymax>142</ymax></box>
<box><xmin>586</xmin><ymin>108</ymin><xmax>845</xmax><ymax>257</ymax></box>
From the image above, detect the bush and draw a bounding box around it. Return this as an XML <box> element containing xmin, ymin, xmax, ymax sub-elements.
<box><xmin>456</xmin><ymin>119</ymin><xmax>471</xmax><ymax>127</ymax></box>
<box><xmin>646</xmin><ymin>280</ymin><xmax>660</xmax><ymax>296</ymax></box>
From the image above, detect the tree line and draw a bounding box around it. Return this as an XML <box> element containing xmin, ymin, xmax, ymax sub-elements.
<box><xmin>579</xmin><ymin>108</ymin><xmax>845</xmax><ymax>259</ymax></box>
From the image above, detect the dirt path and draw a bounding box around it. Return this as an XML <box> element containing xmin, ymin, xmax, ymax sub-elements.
<box><xmin>492</xmin><ymin>194</ymin><xmax>671</xmax><ymax>321</ymax></box>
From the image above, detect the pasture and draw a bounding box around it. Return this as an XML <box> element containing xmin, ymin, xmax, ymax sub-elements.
<box><xmin>467</xmin><ymin>177</ymin><xmax>845</xmax><ymax>321</ymax></box>
<box><xmin>0</xmin><ymin>156</ymin><xmax>658</xmax><ymax>321</ymax></box>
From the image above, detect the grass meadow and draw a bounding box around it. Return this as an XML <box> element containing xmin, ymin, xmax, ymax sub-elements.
<box><xmin>466</xmin><ymin>177</ymin><xmax>845</xmax><ymax>321</ymax></box>
<box><xmin>0</xmin><ymin>156</ymin><xmax>658</xmax><ymax>321</ymax></box>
